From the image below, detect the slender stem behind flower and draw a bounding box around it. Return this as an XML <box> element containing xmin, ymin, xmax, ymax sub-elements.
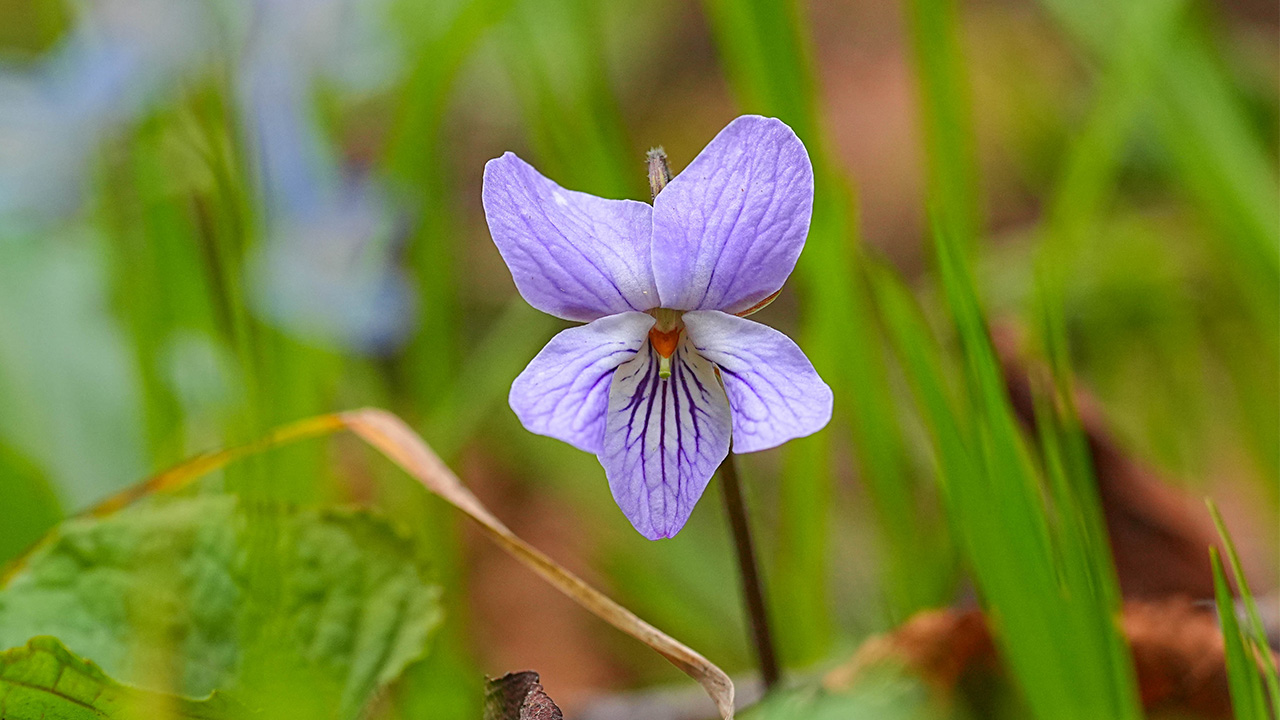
<box><xmin>718</xmin><ymin>455</ymin><xmax>782</xmax><ymax>690</ymax></box>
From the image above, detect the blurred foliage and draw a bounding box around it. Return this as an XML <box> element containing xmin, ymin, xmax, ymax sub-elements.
<box><xmin>0</xmin><ymin>497</ymin><xmax>442</xmax><ymax>720</ymax></box>
<box><xmin>0</xmin><ymin>0</ymin><xmax>1275</xmax><ymax>716</ymax></box>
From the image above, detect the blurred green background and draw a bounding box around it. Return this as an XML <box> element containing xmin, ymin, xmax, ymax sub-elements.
<box><xmin>0</xmin><ymin>0</ymin><xmax>1275</xmax><ymax>717</ymax></box>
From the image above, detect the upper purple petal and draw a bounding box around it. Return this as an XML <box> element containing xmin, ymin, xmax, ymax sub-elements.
<box><xmin>483</xmin><ymin>152</ymin><xmax>660</xmax><ymax>322</ymax></box>
<box><xmin>600</xmin><ymin>335</ymin><xmax>732</xmax><ymax>539</ymax></box>
<box><xmin>509</xmin><ymin>312</ymin><xmax>655</xmax><ymax>453</ymax></box>
<box><xmin>684</xmin><ymin>310</ymin><xmax>832</xmax><ymax>453</ymax></box>
<box><xmin>650</xmin><ymin>116</ymin><xmax>814</xmax><ymax>314</ymax></box>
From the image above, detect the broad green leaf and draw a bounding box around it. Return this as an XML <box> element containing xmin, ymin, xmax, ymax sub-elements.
<box><xmin>0</xmin><ymin>496</ymin><xmax>442</xmax><ymax>720</ymax></box>
<box><xmin>0</xmin><ymin>636</ymin><xmax>240</xmax><ymax>720</ymax></box>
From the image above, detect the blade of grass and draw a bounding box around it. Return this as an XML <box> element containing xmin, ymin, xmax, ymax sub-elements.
<box><xmin>1036</xmin><ymin>0</ymin><xmax>1280</xmax><ymax>314</ymax></box>
<box><xmin>903</xmin><ymin>0</ymin><xmax>979</xmax><ymax>251</ymax></box>
<box><xmin>938</xmin><ymin>214</ymin><xmax>1143</xmax><ymax>720</ymax></box>
<box><xmin>1030</xmin><ymin>280</ymin><xmax>1142</xmax><ymax>710</ymax></box>
<box><xmin>870</xmin><ymin>267</ymin><xmax>970</xmax><ymax>506</ymax></box>
<box><xmin>875</xmin><ymin>213</ymin><xmax>1143</xmax><ymax>719</ymax></box>
<box><xmin>901</xmin><ymin>0</ymin><xmax>1146</xmax><ymax>709</ymax></box>
<box><xmin>1211</xmin><ymin>547</ymin><xmax>1271</xmax><ymax>720</ymax></box>
<box><xmin>387</xmin><ymin>0</ymin><xmax>519</xmax><ymax>412</ymax></box>
<box><xmin>1207</xmin><ymin>500</ymin><xmax>1280</xmax><ymax>715</ymax></box>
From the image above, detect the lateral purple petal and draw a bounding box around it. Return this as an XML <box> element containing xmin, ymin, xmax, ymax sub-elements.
<box><xmin>600</xmin><ymin>337</ymin><xmax>732</xmax><ymax>539</ymax></box>
<box><xmin>651</xmin><ymin>115</ymin><xmax>814</xmax><ymax>314</ymax></box>
<box><xmin>483</xmin><ymin>152</ymin><xmax>660</xmax><ymax>322</ymax></box>
<box><xmin>509</xmin><ymin>312</ymin><xmax>655</xmax><ymax>454</ymax></box>
<box><xmin>684</xmin><ymin>311</ymin><xmax>832</xmax><ymax>453</ymax></box>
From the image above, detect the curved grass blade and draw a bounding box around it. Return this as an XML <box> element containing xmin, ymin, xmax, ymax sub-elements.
<box><xmin>343</xmin><ymin>409</ymin><xmax>735</xmax><ymax>719</ymax></box>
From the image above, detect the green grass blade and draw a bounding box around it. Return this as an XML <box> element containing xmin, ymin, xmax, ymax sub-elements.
<box><xmin>1037</xmin><ymin>0</ymin><xmax>1280</xmax><ymax>300</ymax></box>
<box><xmin>903</xmin><ymin>0</ymin><xmax>978</xmax><ymax>251</ymax></box>
<box><xmin>1034</xmin><ymin>281</ymin><xmax>1143</xmax><ymax>708</ymax></box>
<box><xmin>899</xmin><ymin>0</ymin><xmax>1153</xmax><ymax>709</ymax></box>
<box><xmin>386</xmin><ymin>0</ymin><xmax>519</xmax><ymax>413</ymax></box>
<box><xmin>698</xmin><ymin>0</ymin><xmax>817</xmax><ymax>139</ymax></box>
<box><xmin>871</xmin><ymin>267</ymin><xmax>970</xmax><ymax>504</ymax></box>
<box><xmin>921</xmin><ymin>214</ymin><xmax>1143</xmax><ymax>720</ymax></box>
<box><xmin>1211</xmin><ymin>547</ymin><xmax>1271</xmax><ymax>720</ymax></box>
<box><xmin>426</xmin><ymin>300</ymin><xmax>558</xmax><ymax>459</ymax></box>
<box><xmin>1207</xmin><ymin>500</ymin><xmax>1280</xmax><ymax>715</ymax></box>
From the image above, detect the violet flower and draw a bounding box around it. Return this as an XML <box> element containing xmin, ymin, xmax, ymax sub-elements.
<box><xmin>0</xmin><ymin>0</ymin><xmax>208</xmax><ymax>226</ymax></box>
<box><xmin>484</xmin><ymin>115</ymin><xmax>833</xmax><ymax>539</ymax></box>
<box><xmin>239</xmin><ymin>0</ymin><xmax>413</xmax><ymax>353</ymax></box>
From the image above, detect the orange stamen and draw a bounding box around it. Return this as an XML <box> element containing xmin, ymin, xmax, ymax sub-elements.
<box><xmin>648</xmin><ymin>326</ymin><xmax>681</xmax><ymax>358</ymax></box>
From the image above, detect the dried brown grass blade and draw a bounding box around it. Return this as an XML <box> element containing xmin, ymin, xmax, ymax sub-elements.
<box><xmin>341</xmin><ymin>409</ymin><xmax>735</xmax><ymax>719</ymax></box>
<box><xmin>4</xmin><ymin>408</ymin><xmax>736</xmax><ymax>719</ymax></box>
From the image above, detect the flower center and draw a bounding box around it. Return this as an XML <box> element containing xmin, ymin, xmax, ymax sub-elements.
<box><xmin>647</xmin><ymin>308</ymin><xmax>684</xmax><ymax>379</ymax></box>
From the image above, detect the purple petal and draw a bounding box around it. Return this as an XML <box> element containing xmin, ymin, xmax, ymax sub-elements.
<box><xmin>509</xmin><ymin>312</ymin><xmax>655</xmax><ymax>453</ymax></box>
<box><xmin>684</xmin><ymin>311</ymin><xmax>832</xmax><ymax>453</ymax></box>
<box><xmin>483</xmin><ymin>153</ymin><xmax>660</xmax><ymax>322</ymax></box>
<box><xmin>600</xmin><ymin>336</ymin><xmax>732</xmax><ymax>539</ymax></box>
<box><xmin>651</xmin><ymin>115</ymin><xmax>814</xmax><ymax>314</ymax></box>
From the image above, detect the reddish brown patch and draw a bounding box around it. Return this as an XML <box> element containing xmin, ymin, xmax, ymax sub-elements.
<box><xmin>648</xmin><ymin>326</ymin><xmax>681</xmax><ymax>358</ymax></box>
<box><xmin>826</xmin><ymin>600</ymin><xmax>1256</xmax><ymax>719</ymax></box>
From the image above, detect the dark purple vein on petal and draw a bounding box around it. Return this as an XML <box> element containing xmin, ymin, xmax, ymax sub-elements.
<box><xmin>658</xmin><ymin>365</ymin><xmax>670</xmax><ymax>528</ymax></box>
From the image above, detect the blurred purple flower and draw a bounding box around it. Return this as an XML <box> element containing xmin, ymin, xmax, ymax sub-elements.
<box><xmin>0</xmin><ymin>0</ymin><xmax>208</xmax><ymax>224</ymax></box>
<box><xmin>239</xmin><ymin>0</ymin><xmax>413</xmax><ymax>353</ymax></box>
<box><xmin>484</xmin><ymin>115</ymin><xmax>833</xmax><ymax>539</ymax></box>
<box><xmin>248</xmin><ymin>182</ymin><xmax>414</xmax><ymax>352</ymax></box>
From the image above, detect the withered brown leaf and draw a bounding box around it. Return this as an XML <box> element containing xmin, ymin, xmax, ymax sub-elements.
<box><xmin>485</xmin><ymin>671</ymin><xmax>564</xmax><ymax>720</ymax></box>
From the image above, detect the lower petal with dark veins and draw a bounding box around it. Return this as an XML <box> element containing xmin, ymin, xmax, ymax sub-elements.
<box><xmin>599</xmin><ymin>337</ymin><xmax>732</xmax><ymax>539</ymax></box>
